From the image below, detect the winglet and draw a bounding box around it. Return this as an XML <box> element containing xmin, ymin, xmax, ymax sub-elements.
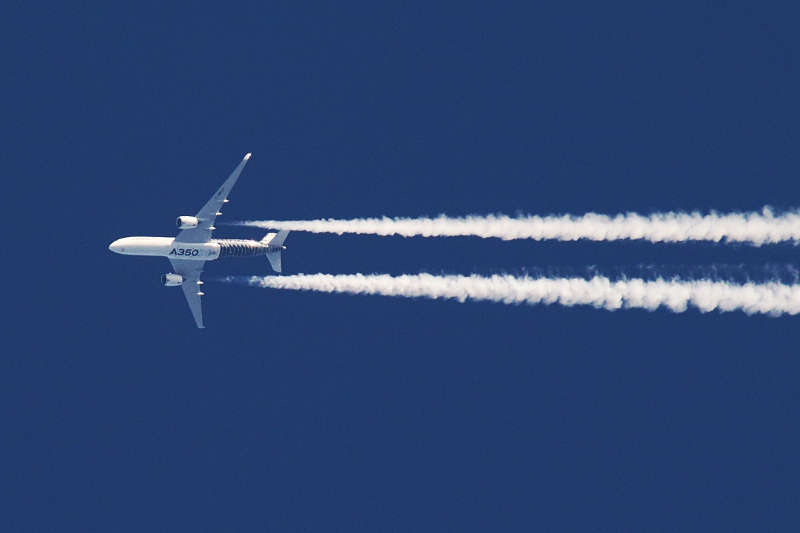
<box><xmin>244</xmin><ymin>153</ymin><xmax>252</xmax><ymax>160</ymax></box>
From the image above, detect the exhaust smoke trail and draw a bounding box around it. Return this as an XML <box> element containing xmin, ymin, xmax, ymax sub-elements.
<box><xmin>225</xmin><ymin>208</ymin><xmax>800</xmax><ymax>245</ymax></box>
<box><xmin>222</xmin><ymin>273</ymin><xmax>800</xmax><ymax>316</ymax></box>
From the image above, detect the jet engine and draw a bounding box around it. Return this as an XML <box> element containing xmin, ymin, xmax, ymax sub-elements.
<box><xmin>161</xmin><ymin>273</ymin><xmax>184</xmax><ymax>286</ymax></box>
<box><xmin>176</xmin><ymin>216</ymin><xmax>199</xmax><ymax>229</ymax></box>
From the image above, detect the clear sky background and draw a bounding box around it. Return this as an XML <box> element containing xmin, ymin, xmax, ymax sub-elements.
<box><xmin>3</xmin><ymin>2</ymin><xmax>800</xmax><ymax>530</ymax></box>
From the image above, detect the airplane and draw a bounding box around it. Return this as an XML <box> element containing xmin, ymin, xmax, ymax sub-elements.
<box><xmin>109</xmin><ymin>153</ymin><xmax>287</xmax><ymax>328</ymax></box>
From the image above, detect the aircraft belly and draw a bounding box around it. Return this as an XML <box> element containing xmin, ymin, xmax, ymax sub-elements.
<box><xmin>111</xmin><ymin>237</ymin><xmax>174</xmax><ymax>257</ymax></box>
<box><xmin>167</xmin><ymin>241</ymin><xmax>221</xmax><ymax>260</ymax></box>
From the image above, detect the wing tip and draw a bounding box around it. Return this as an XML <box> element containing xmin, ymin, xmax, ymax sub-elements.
<box><xmin>244</xmin><ymin>153</ymin><xmax>252</xmax><ymax>160</ymax></box>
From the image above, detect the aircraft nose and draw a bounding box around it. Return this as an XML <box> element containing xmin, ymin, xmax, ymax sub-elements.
<box><xmin>109</xmin><ymin>240</ymin><xmax>123</xmax><ymax>253</ymax></box>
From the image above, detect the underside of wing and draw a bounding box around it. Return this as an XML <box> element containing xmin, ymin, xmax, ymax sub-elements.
<box><xmin>175</xmin><ymin>153</ymin><xmax>251</xmax><ymax>244</ymax></box>
<box><xmin>170</xmin><ymin>258</ymin><xmax>207</xmax><ymax>328</ymax></box>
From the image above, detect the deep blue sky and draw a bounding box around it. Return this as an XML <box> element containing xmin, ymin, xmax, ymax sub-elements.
<box><xmin>3</xmin><ymin>2</ymin><xmax>800</xmax><ymax>530</ymax></box>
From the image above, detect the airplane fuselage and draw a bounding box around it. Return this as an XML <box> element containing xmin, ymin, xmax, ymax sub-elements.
<box><xmin>109</xmin><ymin>237</ymin><xmax>284</xmax><ymax>261</ymax></box>
<box><xmin>110</xmin><ymin>237</ymin><xmax>219</xmax><ymax>260</ymax></box>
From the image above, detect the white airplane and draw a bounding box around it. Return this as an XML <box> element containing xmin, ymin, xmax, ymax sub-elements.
<box><xmin>109</xmin><ymin>153</ymin><xmax>287</xmax><ymax>328</ymax></box>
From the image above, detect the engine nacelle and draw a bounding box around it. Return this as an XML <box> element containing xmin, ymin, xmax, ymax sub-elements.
<box><xmin>176</xmin><ymin>216</ymin><xmax>199</xmax><ymax>229</ymax></box>
<box><xmin>161</xmin><ymin>273</ymin><xmax>184</xmax><ymax>286</ymax></box>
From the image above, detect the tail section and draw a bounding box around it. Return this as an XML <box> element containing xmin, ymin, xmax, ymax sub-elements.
<box><xmin>261</xmin><ymin>229</ymin><xmax>289</xmax><ymax>247</ymax></box>
<box><xmin>266</xmin><ymin>252</ymin><xmax>282</xmax><ymax>273</ymax></box>
<box><xmin>262</xmin><ymin>230</ymin><xmax>289</xmax><ymax>273</ymax></box>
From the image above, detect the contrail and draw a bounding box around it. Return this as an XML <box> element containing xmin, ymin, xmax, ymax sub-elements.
<box><xmin>222</xmin><ymin>273</ymin><xmax>800</xmax><ymax>316</ymax></box>
<box><xmin>224</xmin><ymin>208</ymin><xmax>800</xmax><ymax>245</ymax></box>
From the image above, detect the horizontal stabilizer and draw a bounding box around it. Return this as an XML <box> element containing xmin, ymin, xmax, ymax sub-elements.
<box><xmin>268</xmin><ymin>230</ymin><xmax>290</xmax><ymax>247</ymax></box>
<box><xmin>266</xmin><ymin>251</ymin><xmax>282</xmax><ymax>273</ymax></box>
<box><xmin>261</xmin><ymin>232</ymin><xmax>277</xmax><ymax>244</ymax></box>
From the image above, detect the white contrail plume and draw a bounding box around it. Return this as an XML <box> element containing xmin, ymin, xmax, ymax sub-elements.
<box><xmin>226</xmin><ymin>273</ymin><xmax>800</xmax><ymax>316</ymax></box>
<box><xmin>225</xmin><ymin>208</ymin><xmax>800</xmax><ymax>245</ymax></box>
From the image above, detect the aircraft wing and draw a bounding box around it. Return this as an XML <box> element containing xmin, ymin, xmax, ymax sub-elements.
<box><xmin>175</xmin><ymin>153</ymin><xmax>251</xmax><ymax>244</ymax></box>
<box><xmin>170</xmin><ymin>258</ymin><xmax>207</xmax><ymax>328</ymax></box>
